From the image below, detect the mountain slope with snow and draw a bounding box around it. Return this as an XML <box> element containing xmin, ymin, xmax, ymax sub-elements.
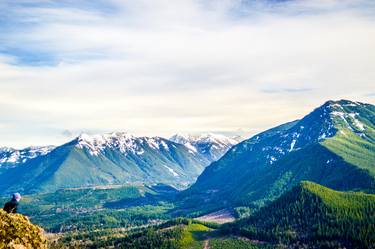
<box><xmin>0</xmin><ymin>146</ymin><xmax>55</xmax><ymax>169</ymax></box>
<box><xmin>170</xmin><ymin>133</ymin><xmax>241</xmax><ymax>162</ymax></box>
<box><xmin>0</xmin><ymin>133</ymin><xmax>214</xmax><ymax>194</ymax></box>
<box><xmin>180</xmin><ymin>100</ymin><xmax>375</xmax><ymax>211</ymax></box>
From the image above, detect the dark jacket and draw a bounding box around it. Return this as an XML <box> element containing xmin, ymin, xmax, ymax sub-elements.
<box><xmin>3</xmin><ymin>199</ymin><xmax>18</xmax><ymax>213</ymax></box>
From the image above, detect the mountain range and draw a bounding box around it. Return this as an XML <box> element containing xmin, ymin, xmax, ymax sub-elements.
<box><xmin>1</xmin><ymin>99</ymin><xmax>374</xmax><ymax>211</ymax></box>
<box><xmin>0</xmin><ymin>133</ymin><xmax>238</xmax><ymax>194</ymax></box>
<box><xmin>181</xmin><ymin>99</ymin><xmax>375</xmax><ymax>211</ymax></box>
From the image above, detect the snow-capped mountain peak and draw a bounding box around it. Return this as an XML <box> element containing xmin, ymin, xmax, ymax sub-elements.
<box><xmin>196</xmin><ymin>133</ymin><xmax>238</xmax><ymax>145</ymax></box>
<box><xmin>236</xmin><ymin>99</ymin><xmax>374</xmax><ymax>167</ymax></box>
<box><xmin>73</xmin><ymin>132</ymin><xmax>172</xmax><ymax>156</ymax></box>
<box><xmin>0</xmin><ymin>132</ymin><xmax>215</xmax><ymax>193</ymax></box>
<box><xmin>169</xmin><ymin>134</ymin><xmax>191</xmax><ymax>145</ymax></box>
<box><xmin>325</xmin><ymin>100</ymin><xmax>368</xmax><ymax>132</ymax></box>
<box><xmin>303</xmin><ymin>99</ymin><xmax>371</xmax><ymax>141</ymax></box>
<box><xmin>170</xmin><ymin>133</ymin><xmax>239</xmax><ymax>145</ymax></box>
<box><xmin>170</xmin><ymin>133</ymin><xmax>240</xmax><ymax>161</ymax></box>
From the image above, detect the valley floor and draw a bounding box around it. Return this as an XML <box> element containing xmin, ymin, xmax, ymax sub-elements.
<box><xmin>48</xmin><ymin>220</ymin><xmax>270</xmax><ymax>249</ymax></box>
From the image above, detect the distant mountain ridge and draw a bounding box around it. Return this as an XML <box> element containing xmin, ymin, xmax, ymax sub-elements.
<box><xmin>181</xmin><ymin>99</ymin><xmax>375</xmax><ymax>211</ymax></box>
<box><xmin>0</xmin><ymin>132</ymin><xmax>239</xmax><ymax>194</ymax></box>
<box><xmin>0</xmin><ymin>146</ymin><xmax>55</xmax><ymax>169</ymax></box>
<box><xmin>170</xmin><ymin>133</ymin><xmax>241</xmax><ymax>162</ymax></box>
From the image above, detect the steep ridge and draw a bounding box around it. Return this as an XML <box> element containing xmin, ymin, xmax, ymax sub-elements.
<box><xmin>229</xmin><ymin>181</ymin><xmax>375</xmax><ymax>248</ymax></box>
<box><xmin>182</xmin><ymin>100</ymin><xmax>375</xmax><ymax>210</ymax></box>
<box><xmin>0</xmin><ymin>133</ymin><xmax>213</xmax><ymax>194</ymax></box>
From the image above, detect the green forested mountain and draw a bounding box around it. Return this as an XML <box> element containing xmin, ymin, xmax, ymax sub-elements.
<box><xmin>181</xmin><ymin>100</ymin><xmax>375</xmax><ymax>211</ymax></box>
<box><xmin>227</xmin><ymin>181</ymin><xmax>375</xmax><ymax>249</ymax></box>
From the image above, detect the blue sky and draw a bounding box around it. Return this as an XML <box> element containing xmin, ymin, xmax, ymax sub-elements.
<box><xmin>1</xmin><ymin>0</ymin><xmax>375</xmax><ymax>148</ymax></box>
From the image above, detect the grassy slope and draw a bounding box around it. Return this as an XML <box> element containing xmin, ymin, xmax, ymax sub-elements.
<box><xmin>322</xmin><ymin>128</ymin><xmax>375</xmax><ymax>176</ymax></box>
<box><xmin>180</xmin><ymin>223</ymin><xmax>212</xmax><ymax>249</ymax></box>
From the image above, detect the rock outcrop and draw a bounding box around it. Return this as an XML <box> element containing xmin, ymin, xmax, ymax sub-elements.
<box><xmin>0</xmin><ymin>209</ymin><xmax>47</xmax><ymax>249</ymax></box>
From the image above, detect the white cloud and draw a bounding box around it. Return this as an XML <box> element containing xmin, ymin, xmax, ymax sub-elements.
<box><xmin>0</xmin><ymin>0</ymin><xmax>374</xmax><ymax>147</ymax></box>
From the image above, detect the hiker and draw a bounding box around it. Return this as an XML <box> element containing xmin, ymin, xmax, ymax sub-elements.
<box><xmin>3</xmin><ymin>193</ymin><xmax>21</xmax><ymax>214</ymax></box>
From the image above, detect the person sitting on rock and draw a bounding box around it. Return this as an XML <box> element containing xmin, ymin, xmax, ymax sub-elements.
<box><xmin>3</xmin><ymin>193</ymin><xmax>21</xmax><ymax>214</ymax></box>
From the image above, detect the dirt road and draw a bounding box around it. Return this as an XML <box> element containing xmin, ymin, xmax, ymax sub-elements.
<box><xmin>203</xmin><ymin>240</ymin><xmax>210</xmax><ymax>249</ymax></box>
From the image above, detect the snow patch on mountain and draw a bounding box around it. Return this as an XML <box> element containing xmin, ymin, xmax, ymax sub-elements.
<box><xmin>289</xmin><ymin>139</ymin><xmax>297</xmax><ymax>152</ymax></box>
<box><xmin>171</xmin><ymin>133</ymin><xmax>239</xmax><ymax>148</ymax></box>
<box><xmin>136</xmin><ymin>149</ymin><xmax>144</xmax><ymax>155</ymax></box>
<box><xmin>0</xmin><ymin>146</ymin><xmax>55</xmax><ymax>167</ymax></box>
<box><xmin>170</xmin><ymin>133</ymin><xmax>239</xmax><ymax>146</ymax></box>
<box><xmin>160</xmin><ymin>140</ymin><xmax>169</xmax><ymax>151</ymax></box>
<box><xmin>170</xmin><ymin>133</ymin><xmax>241</xmax><ymax>161</ymax></box>
<box><xmin>235</xmin><ymin>100</ymin><xmax>371</xmax><ymax>168</ymax></box>
<box><xmin>75</xmin><ymin>132</ymin><xmax>173</xmax><ymax>156</ymax></box>
<box><xmin>326</xmin><ymin>100</ymin><xmax>368</xmax><ymax>134</ymax></box>
<box><xmin>164</xmin><ymin>165</ymin><xmax>179</xmax><ymax>177</ymax></box>
<box><xmin>349</xmin><ymin>113</ymin><xmax>365</xmax><ymax>131</ymax></box>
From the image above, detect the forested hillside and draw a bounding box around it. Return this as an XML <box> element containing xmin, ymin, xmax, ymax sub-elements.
<box><xmin>226</xmin><ymin>181</ymin><xmax>375</xmax><ymax>249</ymax></box>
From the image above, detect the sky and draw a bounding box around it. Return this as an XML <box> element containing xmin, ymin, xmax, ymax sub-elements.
<box><xmin>1</xmin><ymin>0</ymin><xmax>375</xmax><ymax>148</ymax></box>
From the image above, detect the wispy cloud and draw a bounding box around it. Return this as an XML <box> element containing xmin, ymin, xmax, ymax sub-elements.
<box><xmin>261</xmin><ymin>87</ymin><xmax>313</xmax><ymax>94</ymax></box>
<box><xmin>0</xmin><ymin>0</ymin><xmax>375</xmax><ymax>147</ymax></box>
